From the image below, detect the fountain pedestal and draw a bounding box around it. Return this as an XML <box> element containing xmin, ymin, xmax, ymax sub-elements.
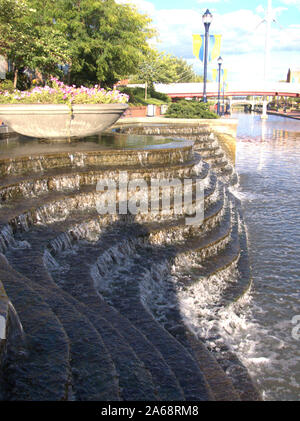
<box><xmin>0</xmin><ymin>103</ymin><xmax>128</xmax><ymax>139</ymax></box>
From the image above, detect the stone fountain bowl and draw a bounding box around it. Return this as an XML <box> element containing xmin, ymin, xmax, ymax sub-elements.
<box><xmin>0</xmin><ymin>103</ymin><xmax>128</xmax><ymax>139</ymax></box>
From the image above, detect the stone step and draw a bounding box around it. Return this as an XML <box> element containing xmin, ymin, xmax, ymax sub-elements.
<box><xmin>0</xmin><ymin>179</ymin><xmax>225</xmax><ymax>275</ymax></box>
<box><xmin>172</xmin><ymin>200</ymin><xmax>232</xmax><ymax>259</ymax></box>
<box><xmin>170</xmin><ymin>328</ymin><xmax>241</xmax><ymax>401</ymax></box>
<box><xmin>109</xmin><ymin>293</ymin><xmax>214</xmax><ymax>401</ymax></box>
<box><xmin>47</xmin><ymin>182</ymin><xmax>221</xmax><ymax>254</ymax></box>
<box><xmin>33</xmin><ymin>204</ymin><xmax>232</xmax><ymax>401</ymax></box>
<box><xmin>11</xmin><ymin>220</ymin><xmax>185</xmax><ymax>400</ymax></box>
<box><xmin>115</xmin><ymin>126</ymin><xmax>212</xmax><ymax>137</ymax></box>
<box><xmin>219</xmin><ymin>165</ymin><xmax>234</xmax><ymax>174</ymax></box>
<box><xmin>205</xmin><ymin>158</ymin><xmax>228</xmax><ymax>169</ymax></box>
<box><xmin>0</xmin><ymin>254</ymin><xmax>71</xmax><ymax>401</ymax></box>
<box><xmin>0</xmin><ymin>161</ymin><xmax>211</xmax><ymax>229</ymax></box>
<box><xmin>179</xmin><ymin>135</ymin><xmax>217</xmax><ymax>144</ymax></box>
<box><xmin>0</xmin><ymin>157</ymin><xmax>201</xmax><ymax>201</ymax></box>
<box><xmin>211</xmin><ymin>160</ymin><xmax>230</xmax><ymax>169</ymax></box>
<box><xmin>194</xmin><ymin>145</ymin><xmax>220</xmax><ymax>153</ymax></box>
<box><xmin>3</xmin><ymin>253</ymin><xmax>121</xmax><ymax>401</ymax></box>
<box><xmin>51</xmin><ymin>245</ymin><xmax>185</xmax><ymax>401</ymax></box>
<box><xmin>0</xmin><ymin>171</ymin><xmax>221</xmax><ymax>258</ymax></box>
<box><xmin>0</xmin><ymin>141</ymin><xmax>194</xmax><ymax>177</ymax></box>
<box><xmin>0</xmin><ymin>184</ymin><xmax>96</xmax><ymax>227</ymax></box>
<box><xmin>0</xmin><ymin>155</ymin><xmax>208</xmax><ymax>203</ymax></box>
<box><xmin>91</xmin><ymin>206</ymin><xmax>255</xmax><ymax>402</ymax></box>
<box><xmin>0</xmin><ymin>175</ymin><xmax>219</xmax><ymax>250</ymax></box>
<box><xmin>5</xmin><ymin>248</ymin><xmax>159</xmax><ymax>401</ymax></box>
<box><xmin>140</xmin><ymin>181</ymin><xmax>225</xmax><ymax>234</ymax></box>
<box><xmin>42</xmin><ymin>191</ymin><xmax>228</xmax><ymax>288</ymax></box>
<box><xmin>4</xmin><ymin>199</ymin><xmax>241</xmax><ymax>400</ymax></box>
<box><xmin>198</xmin><ymin>148</ymin><xmax>224</xmax><ymax>157</ymax></box>
<box><xmin>176</xmin><ymin>215</ymin><xmax>240</xmax><ymax>287</ymax></box>
<box><xmin>90</xmin><ymin>245</ymin><xmax>215</xmax><ymax>400</ymax></box>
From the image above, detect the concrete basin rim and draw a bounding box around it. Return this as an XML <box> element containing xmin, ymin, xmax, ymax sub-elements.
<box><xmin>0</xmin><ymin>103</ymin><xmax>129</xmax><ymax>115</ymax></box>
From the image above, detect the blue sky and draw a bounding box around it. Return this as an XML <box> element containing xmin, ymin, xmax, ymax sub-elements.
<box><xmin>119</xmin><ymin>0</ymin><xmax>300</xmax><ymax>83</ymax></box>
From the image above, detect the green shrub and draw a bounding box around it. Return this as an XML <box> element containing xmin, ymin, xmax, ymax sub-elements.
<box><xmin>0</xmin><ymin>79</ymin><xmax>15</xmax><ymax>93</ymax></box>
<box><xmin>165</xmin><ymin>100</ymin><xmax>219</xmax><ymax>119</ymax></box>
<box><xmin>119</xmin><ymin>87</ymin><xmax>145</xmax><ymax>105</ymax></box>
<box><xmin>149</xmin><ymin>87</ymin><xmax>171</xmax><ymax>103</ymax></box>
<box><xmin>145</xmin><ymin>98</ymin><xmax>166</xmax><ymax>105</ymax></box>
<box><xmin>119</xmin><ymin>86</ymin><xmax>170</xmax><ymax>106</ymax></box>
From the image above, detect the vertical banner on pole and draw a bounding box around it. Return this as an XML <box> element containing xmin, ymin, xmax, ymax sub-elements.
<box><xmin>193</xmin><ymin>35</ymin><xmax>222</xmax><ymax>63</ymax></box>
<box><xmin>209</xmin><ymin>35</ymin><xmax>222</xmax><ymax>62</ymax></box>
<box><xmin>192</xmin><ymin>35</ymin><xmax>204</xmax><ymax>62</ymax></box>
<box><xmin>212</xmin><ymin>68</ymin><xmax>227</xmax><ymax>82</ymax></box>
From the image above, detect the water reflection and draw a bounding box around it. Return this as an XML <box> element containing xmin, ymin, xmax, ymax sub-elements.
<box><xmin>0</xmin><ymin>132</ymin><xmax>179</xmax><ymax>159</ymax></box>
<box><xmin>231</xmin><ymin>111</ymin><xmax>300</xmax><ymax>401</ymax></box>
<box><xmin>234</xmin><ymin>111</ymin><xmax>300</xmax><ymax>143</ymax></box>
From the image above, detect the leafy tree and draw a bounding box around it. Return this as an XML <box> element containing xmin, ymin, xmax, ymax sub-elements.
<box><xmin>42</xmin><ymin>0</ymin><xmax>156</xmax><ymax>88</ymax></box>
<box><xmin>0</xmin><ymin>0</ymin><xmax>156</xmax><ymax>89</ymax></box>
<box><xmin>0</xmin><ymin>0</ymin><xmax>70</xmax><ymax>88</ymax></box>
<box><xmin>130</xmin><ymin>53</ymin><xmax>203</xmax><ymax>99</ymax></box>
<box><xmin>132</xmin><ymin>51</ymin><xmax>178</xmax><ymax>99</ymax></box>
<box><xmin>170</xmin><ymin>57</ymin><xmax>204</xmax><ymax>83</ymax></box>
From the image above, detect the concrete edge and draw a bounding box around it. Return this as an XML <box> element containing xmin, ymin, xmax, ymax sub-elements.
<box><xmin>0</xmin><ymin>279</ymin><xmax>9</xmax><ymax>361</ymax></box>
<box><xmin>113</xmin><ymin>117</ymin><xmax>238</xmax><ymax>164</ymax></box>
<box><xmin>114</xmin><ymin>116</ymin><xmax>238</xmax><ymax>126</ymax></box>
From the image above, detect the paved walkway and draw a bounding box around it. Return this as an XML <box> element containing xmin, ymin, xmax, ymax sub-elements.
<box><xmin>267</xmin><ymin>110</ymin><xmax>300</xmax><ymax>121</ymax></box>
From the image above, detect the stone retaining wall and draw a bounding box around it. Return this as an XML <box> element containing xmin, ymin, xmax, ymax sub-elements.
<box><xmin>122</xmin><ymin>106</ymin><xmax>162</xmax><ymax>118</ymax></box>
<box><xmin>113</xmin><ymin>117</ymin><xmax>238</xmax><ymax>163</ymax></box>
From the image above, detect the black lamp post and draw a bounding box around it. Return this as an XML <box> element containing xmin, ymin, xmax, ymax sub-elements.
<box><xmin>222</xmin><ymin>80</ymin><xmax>225</xmax><ymax>115</ymax></box>
<box><xmin>217</xmin><ymin>56</ymin><xmax>223</xmax><ymax>116</ymax></box>
<box><xmin>202</xmin><ymin>9</ymin><xmax>213</xmax><ymax>103</ymax></box>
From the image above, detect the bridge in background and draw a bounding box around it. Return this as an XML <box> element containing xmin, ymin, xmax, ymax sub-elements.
<box><xmin>153</xmin><ymin>82</ymin><xmax>300</xmax><ymax>99</ymax></box>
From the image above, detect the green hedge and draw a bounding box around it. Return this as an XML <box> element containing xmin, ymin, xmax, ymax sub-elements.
<box><xmin>118</xmin><ymin>86</ymin><xmax>170</xmax><ymax>106</ymax></box>
<box><xmin>148</xmin><ymin>87</ymin><xmax>171</xmax><ymax>103</ymax></box>
<box><xmin>165</xmin><ymin>100</ymin><xmax>219</xmax><ymax>119</ymax></box>
<box><xmin>0</xmin><ymin>79</ymin><xmax>15</xmax><ymax>93</ymax></box>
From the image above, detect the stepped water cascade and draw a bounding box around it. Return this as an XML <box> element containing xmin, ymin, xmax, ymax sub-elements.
<box><xmin>0</xmin><ymin>127</ymin><xmax>260</xmax><ymax>401</ymax></box>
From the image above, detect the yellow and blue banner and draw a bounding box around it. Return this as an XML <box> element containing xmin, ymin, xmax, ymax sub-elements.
<box><xmin>212</xmin><ymin>68</ymin><xmax>228</xmax><ymax>82</ymax></box>
<box><xmin>192</xmin><ymin>34</ymin><xmax>222</xmax><ymax>63</ymax></box>
<box><xmin>222</xmin><ymin>81</ymin><xmax>228</xmax><ymax>94</ymax></box>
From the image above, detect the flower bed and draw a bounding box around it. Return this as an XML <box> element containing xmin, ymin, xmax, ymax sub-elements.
<box><xmin>0</xmin><ymin>77</ymin><xmax>129</xmax><ymax>106</ymax></box>
<box><xmin>0</xmin><ymin>79</ymin><xmax>129</xmax><ymax>139</ymax></box>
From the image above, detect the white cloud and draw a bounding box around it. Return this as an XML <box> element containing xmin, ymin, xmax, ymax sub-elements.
<box><xmin>280</xmin><ymin>0</ymin><xmax>300</xmax><ymax>5</ymax></box>
<box><xmin>279</xmin><ymin>0</ymin><xmax>300</xmax><ymax>11</ymax></box>
<box><xmin>118</xmin><ymin>1</ymin><xmax>300</xmax><ymax>82</ymax></box>
<box><xmin>196</xmin><ymin>0</ymin><xmax>225</xmax><ymax>3</ymax></box>
<box><xmin>256</xmin><ymin>4</ymin><xmax>265</xmax><ymax>14</ymax></box>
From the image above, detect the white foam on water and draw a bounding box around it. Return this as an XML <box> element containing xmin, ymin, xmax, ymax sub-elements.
<box><xmin>91</xmin><ymin>238</ymin><xmax>140</xmax><ymax>301</ymax></box>
<box><xmin>43</xmin><ymin>249</ymin><xmax>68</xmax><ymax>273</ymax></box>
<box><xmin>0</xmin><ymin>225</ymin><xmax>16</xmax><ymax>253</ymax></box>
<box><xmin>0</xmin><ymin>315</ymin><xmax>6</xmax><ymax>339</ymax></box>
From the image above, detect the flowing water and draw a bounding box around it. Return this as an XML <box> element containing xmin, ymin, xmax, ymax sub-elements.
<box><xmin>1</xmin><ymin>113</ymin><xmax>298</xmax><ymax>401</ymax></box>
<box><xmin>0</xmin><ymin>132</ymin><xmax>176</xmax><ymax>159</ymax></box>
<box><xmin>231</xmin><ymin>111</ymin><xmax>300</xmax><ymax>400</ymax></box>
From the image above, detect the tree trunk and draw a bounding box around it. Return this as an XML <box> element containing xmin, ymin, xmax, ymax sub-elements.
<box><xmin>13</xmin><ymin>68</ymin><xmax>19</xmax><ymax>89</ymax></box>
<box><xmin>67</xmin><ymin>64</ymin><xmax>72</xmax><ymax>85</ymax></box>
<box><xmin>145</xmin><ymin>80</ymin><xmax>148</xmax><ymax>101</ymax></box>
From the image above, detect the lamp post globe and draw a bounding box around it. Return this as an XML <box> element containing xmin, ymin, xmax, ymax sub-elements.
<box><xmin>202</xmin><ymin>8</ymin><xmax>213</xmax><ymax>26</ymax></box>
<box><xmin>217</xmin><ymin>56</ymin><xmax>223</xmax><ymax>116</ymax></box>
<box><xmin>202</xmin><ymin>9</ymin><xmax>213</xmax><ymax>103</ymax></box>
